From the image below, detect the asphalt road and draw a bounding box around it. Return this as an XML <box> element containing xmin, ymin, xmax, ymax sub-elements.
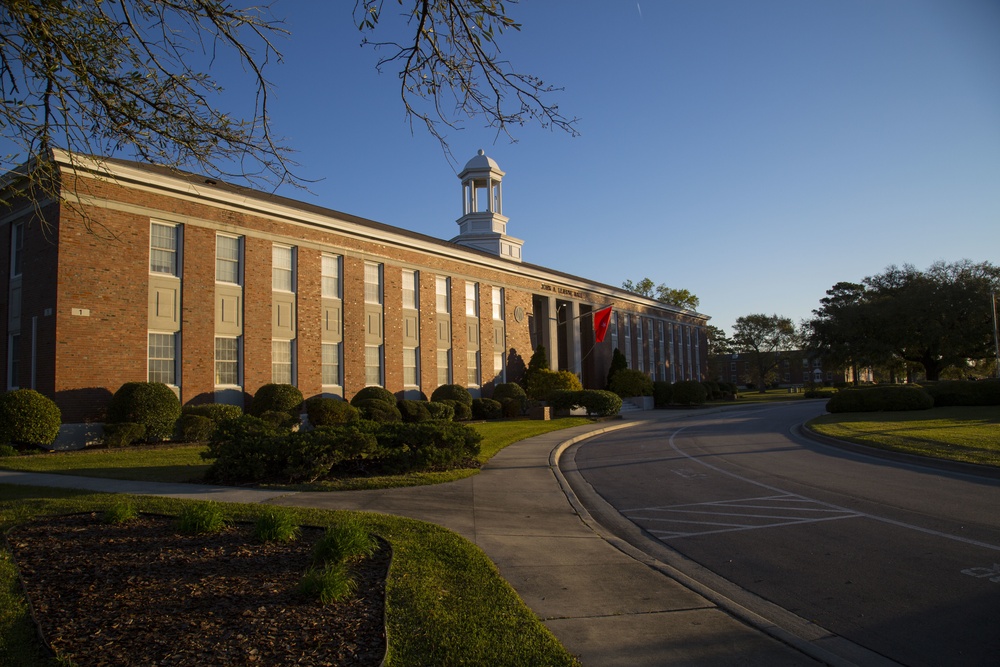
<box><xmin>570</xmin><ymin>403</ymin><xmax>1000</xmax><ymax>667</ymax></box>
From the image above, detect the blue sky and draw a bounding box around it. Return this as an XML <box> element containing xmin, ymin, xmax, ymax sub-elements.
<box><xmin>28</xmin><ymin>1</ymin><xmax>1000</xmax><ymax>336</ymax></box>
<box><xmin>255</xmin><ymin>0</ymin><xmax>999</xmax><ymax>336</ymax></box>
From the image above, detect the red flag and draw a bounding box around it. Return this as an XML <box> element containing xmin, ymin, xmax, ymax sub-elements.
<box><xmin>593</xmin><ymin>306</ymin><xmax>613</xmax><ymax>343</ymax></box>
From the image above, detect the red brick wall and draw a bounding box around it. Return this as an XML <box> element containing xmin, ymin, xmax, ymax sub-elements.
<box><xmin>180</xmin><ymin>225</ymin><xmax>216</xmax><ymax>405</ymax></box>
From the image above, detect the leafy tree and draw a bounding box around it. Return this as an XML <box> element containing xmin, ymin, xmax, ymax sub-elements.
<box><xmin>731</xmin><ymin>314</ymin><xmax>797</xmax><ymax>392</ymax></box>
<box><xmin>605</xmin><ymin>347</ymin><xmax>628</xmax><ymax>389</ymax></box>
<box><xmin>621</xmin><ymin>278</ymin><xmax>699</xmax><ymax>310</ymax></box>
<box><xmin>705</xmin><ymin>325</ymin><xmax>732</xmax><ymax>356</ymax></box>
<box><xmin>807</xmin><ymin>261</ymin><xmax>1000</xmax><ymax>382</ymax></box>
<box><xmin>1</xmin><ymin>1</ymin><xmax>576</xmax><ymax>223</ymax></box>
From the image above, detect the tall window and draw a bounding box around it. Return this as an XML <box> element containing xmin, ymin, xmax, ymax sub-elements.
<box><xmin>272</xmin><ymin>245</ymin><xmax>294</xmax><ymax>292</ymax></box>
<box><xmin>403</xmin><ymin>347</ymin><xmax>419</xmax><ymax>387</ymax></box>
<box><xmin>436</xmin><ymin>276</ymin><xmax>450</xmax><ymax>313</ymax></box>
<box><xmin>437</xmin><ymin>349</ymin><xmax>451</xmax><ymax>385</ymax></box>
<box><xmin>364</xmin><ymin>262</ymin><xmax>383</xmax><ymax>305</ymax></box>
<box><xmin>149</xmin><ymin>223</ymin><xmax>179</xmax><ymax>275</ymax></box>
<box><xmin>321</xmin><ymin>254</ymin><xmax>341</xmax><ymax>298</ymax></box>
<box><xmin>10</xmin><ymin>222</ymin><xmax>23</xmax><ymax>277</ymax></box>
<box><xmin>465</xmin><ymin>282</ymin><xmax>479</xmax><ymax>317</ymax></box>
<box><xmin>492</xmin><ymin>286</ymin><xmax>504</xmax><ymax>320</ymax></box>
<box><xmin>7</xmin><ymin>333</ymin><xmax>19</xmax><ymax>389</ymax></box>
<box><xmin>215</xmin><ymin>337</ymin><xmax>240</xmax><ymax>385</ymax></box>
<box><xmin>322</xmin><ymin>343</ymin><xmax>341</xmax><ymax>386</ymax></box>
<box><xmin>365</xmin><ymin>345</ymin><xmax>383</xmax><ymax>386</ymax></box>
<box><xmin>272</xmin><ymin>340</ymin><xmax>293</xmax><ymax>384</ymax></box>
<box><xmin>148</xmin><ymin>333</ymin><xmax>177</xmax><ymax>385</ymax></box>
<box><xmin>467</xmin><ymin>350</ymin><xmax>480</xmax><ymax>387</ymax></box>
<box><xmin>610</xmin><ymin>312</ymin><xmax>618</xmax><ymax>351</ymax></box>
<box><xmin>636</xmin><ymin>317</ymin><xmax>644</xmax><ymax>372</ymax></box>
<box><xmin>216</xmin><ymin>235</ymin><xmax>241</xmax><ymax>284</ymax></box>
<box><xmin>402</xmin><ymin>269</ymin><xmax>418</xmax><ymax>309</ymax></box>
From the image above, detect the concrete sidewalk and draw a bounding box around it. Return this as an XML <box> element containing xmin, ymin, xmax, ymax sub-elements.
<box><xmin>1</xmin><ymin>415</ymin><xmax>822</xmax><ymax>666</ymax></box>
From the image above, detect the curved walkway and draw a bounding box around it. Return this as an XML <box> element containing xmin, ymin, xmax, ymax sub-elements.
<box><xmin>2</xmin><ymin>413</ymin><xmax>821</xmax><ymax>666</ymax></box>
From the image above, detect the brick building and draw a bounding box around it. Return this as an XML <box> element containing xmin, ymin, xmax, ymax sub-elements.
<box><xmin>2</xmin><ymin>149</ymin><xmax>709</xmax><ymax>444</ymax></box>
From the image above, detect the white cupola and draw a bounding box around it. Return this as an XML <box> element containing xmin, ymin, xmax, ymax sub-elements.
<box><xmin>451</xmin><ymin>149</ymin><xmax>524</xmax><ymax>262</ymax></box>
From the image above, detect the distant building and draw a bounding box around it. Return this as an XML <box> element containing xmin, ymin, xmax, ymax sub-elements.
<box><xmin>710</xmin><ymin>350</ymin><xmax>864</xmax><ymax>388</ymax></box>
<box><xmin>2</xmin><ymin>149</ymin><xmax>709</xmax><ymax>445</ymax></box>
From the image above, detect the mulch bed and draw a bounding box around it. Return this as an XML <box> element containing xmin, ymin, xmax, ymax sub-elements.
<box><xmin>7</xmin><ymin>513</ymin><xmax>389</xmax><ymax>666</ymax></box>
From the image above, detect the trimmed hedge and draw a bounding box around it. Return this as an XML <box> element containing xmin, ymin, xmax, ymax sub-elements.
<box><xmin>103</xmin><ymin>422</ymin><xmax>146</xmax><ymax>448</ymax></box>
<box><xmin>437</xmin><ymin>399</ymin><xmax>472</xmax><ymax>421</ymax></box>
<box><xmin>107</xmin><ymin>382</ymin><xmax>181</xmax><ymax>440</ymax></box>
<box><xmin>398</xmin><ymin>399</ymin><xmax>433</xmax><ymax>423</ymax></box>
<box><xmin>0</xmin><ymin>389</ymin><xmax>62</xmax><ymax>447</ymax></box>
<box><xmin>671</xmin><ymin>380</ymin><xmax>708</xmax><ymax>406</ymax></box>
<box><xmin>430</xmin><ymin>384</ymin><xmax>474</xmax><ymax>407</ymax></box>
<box><xmin>526</xmin><ymin>369</ymin><xmax>582</xmax><ymax>401</ymax></box>
<box><xmin>826</xmin><ymin>385</ymin><xmax>934</xmax><ymax>413</ymax></box>
<box><xmin>175</xmin><ymin>414</ymin><xmax>214</xmax><ymax>442</ymax></box>
<box><xmin>609</xmin><ymin>369</ymin><xmax>653</xmax><ymax>398</ymax></box>
<box><xmin>249</xmin><ymin>383</ymin><xmax>303</xmax><ymax>418</ymax></box>
<box><xmin>354</xmin><ymin>398</ymin><xmax>403</xmax><ymax>422</ymax></box>
<box><xmin>922</xmin><ymin>380</ymin><xmax>1000</xmax><ymax>407</ymax></box>
<box><xmin>305</xmin><ymin>397</ymin><xmax>360</xmax><ymax>427</ymax></box>
<box><xmin>183</xmin><ymin>403</ymin><xmax>243</xmax><ymax>423</ymax></box>
<box><xmin>425</xmin><ymin>401</ymin><xmax>455</xmax><ymax>421</ymax></box>
<box><xmin>653</xmin><ymin>381</ymin><xmax>673</xmax><ymax>407</ymax></box>
<box><xmin>472</xmin><ymin>398</ymin><xmax>503</xmax><ymax>420</ymax></box>
<box><xmin>202</xmin><ymin>419</ymin><xmax>482</xmax><ymax>483</ymax></box>
<box><xmin>350</xmin><ymin>386</ymin><xmax>397</xmax><ymax>407</ymax></box>
<box><xmin>549</xmin><ymin>389</ymin><xmax>622</xmax><ymax>417</ymax></box>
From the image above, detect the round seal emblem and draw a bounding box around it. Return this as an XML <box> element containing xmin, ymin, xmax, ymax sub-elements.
<box><xmin>513</xmin><ymin>306</ymin><xmax>525</xmax><ymax>323</ymax></box>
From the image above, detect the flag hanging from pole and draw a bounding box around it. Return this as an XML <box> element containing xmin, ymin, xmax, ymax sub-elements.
<box><xmin>593</xmin><ymin>306</ymin><xmax>613</xmax><ymax>343</ymax></box>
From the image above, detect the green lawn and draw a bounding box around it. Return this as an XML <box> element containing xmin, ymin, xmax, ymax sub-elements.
<box><xmin>807</xmin><ymin>406</ymin><xmax>1000</xmax><ymax>467</ymax></box>
<box><xmin>0</xmin><ymin>418</ymin><xmax>594</xmax><ymax>491</ymax></box>
<box><xmin>0</xmin><ymin>487</ymin><xmax>579</xmax><ymax>666</ymax></box>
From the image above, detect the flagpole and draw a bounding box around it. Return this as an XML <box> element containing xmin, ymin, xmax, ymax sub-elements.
<box><xmin>992</xmin><ymin>291</ymin><xmax>999</xmax><ymax>379</ymax></box>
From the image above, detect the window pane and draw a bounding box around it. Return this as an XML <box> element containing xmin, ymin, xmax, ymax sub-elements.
<box><xmin>365</xmin><ymin>345</ymin><xmax>382</xmax><ymax>385</ymax></box>
<box><xmin>11</xmin><ymin>223</ymin><xmax>23</xmax><ymax>277</ymax></box>
<box><xmin>364</xmin><ymin>263</ymin><xmax>382</xmax><ymax>305</ymax></box>
<box><xmin>150</xmin><ymin>224</ymin><xmax>177</xmax><ymax>275</ymax></box>
<box><xmin>272</xmin><ymin>246</ymin><xmax>293</xmax><ymax>292</ymax></box>
<box><xmin>436</xmin><ymin>349</ymin><xmax>450</xmax><ymax>385</ymax></box>
<box><xmin>322</xmin><ymin>343</ymin><xmax>341</xmax><ymax>386</ymax></box>
<box><xmin>466</xmin><ymin>283</ymin><xmax>478</xmax><ymax>317</ymax></box>
<box><xmin>322</xmin><ymin>255</ymin><xmax>340</xmax><ymax>298</ymax></box>
<box><xmin>467</xmin><ymin>351</ymin><xmax>479</xmax><ymax>386</ymax></box>
<box><xmin>216</xmin><ymin>236</ymin><xmax>240</xmax><ymax>283</ymax></box>
<box><xmin>215</xmin><ymin>337</ymin><xmax>239</xmax><ymax>385</ymax></box>
<box><xmin>402</xmin><ymin>270</ymin><xmax>418</xmax><ymax>309</ymax></box>
<box><xmin>492</xmin><ymin>287</ymin><xmax>503</xmax><ymax>320</ymax></box>
<box><xmin>148</xmin><ymin>333</ymin><xmax>176</xmax><ymax>384</ymax></box>
<box><xmin>403</xmin><ymin>347</ymin><xmax>418</xmax><ymax>386</ymax></box>
<box><xmin>272</xmin><ymin>340</ymin><xmax>293</xmax><ymax>384</ymax></box>
<box><xmin>436</xmin><ymin>277</ymin><xmax>450</xmax><ymax>313</ymax></box>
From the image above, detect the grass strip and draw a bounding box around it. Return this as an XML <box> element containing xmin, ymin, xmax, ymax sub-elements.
<box><xmin>807</xmin><ymin>406</ymin><xmax>1000</xmax><ymax>467</ymax></box>
<box><xmin>0</xmin><ymin>419</ymin><xmax>594</xmax><ymax>491</ymax></box>
<box><xmin>0</xmin><ymin>486</ymin><xmax>579</xmax><ymax>667</ymax></box>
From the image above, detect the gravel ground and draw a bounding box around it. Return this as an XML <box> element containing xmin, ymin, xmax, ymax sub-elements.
<box><xmin>7</xmin><ymin>513</ymin><xmax>388</xmax><ymax>666</ymax></box>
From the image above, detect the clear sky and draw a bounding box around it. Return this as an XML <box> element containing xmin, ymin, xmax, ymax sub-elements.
<box><xmin>38</xmin><ymin>1</ymin><xmax>1000</xmax><ymax>336</ymax></box>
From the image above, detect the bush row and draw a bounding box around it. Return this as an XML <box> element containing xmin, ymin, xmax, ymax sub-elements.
<box><xmin>202</xmin><ymin>417</ymin><xmax>483</xmax><ymax>484</ymax></box>
<box><xmin>826</xmin><ymin>385</ymin><xmax>934</xmax><ymax>413</ymax></box>
<box><xmin>548</xmin><ymin>390</ymin><xmax>622</xmax><ymax>417</ymax></box>
<box><xmin>920</xmin><ymin>380</ymin><xmax>1000</xmax><ymax>407</ymax></box>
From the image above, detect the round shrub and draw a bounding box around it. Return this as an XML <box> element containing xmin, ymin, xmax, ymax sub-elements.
<box><xmin>430</xmin><ymin>384</ymin><xmax>474</xmax><ymax>407</ymax></box>
<box><xmin>548</xmin><ymin>390</ymin><xmax>581</xmax><ymax>412</ymax></box>
<box><xmin>350</xmin><ymin>386</ymin><xmax>397</xmax><ymax>407</ymax></box>
<box><xmin>283</xmin><ymin>427</ymin><xmax>378</xmax><ymax>483</ymax></box>
<box><xmin>425</xmin><ymin>401</ymin><xmax>455</xmax><ymax>421</ymax></box>
<box><xmin>175</xmin><ymin>414</ymin><xmax>214</xmax><ymax>442</ymax></box>
<box><xmin>526</xmin><ymin>369</ymin><xmax>583</xmax><ymax>401</ymax></box>
<box><xmin>355</xmin><ymin>398</ymin><xmax>402</xmax><ymax>422</ymax></box>
<box><xmin>472</xmin><ymin>398</ymin><xmax>503</xmax><ymax>420</ymax></box>
<box><xmin>492</xmin><ymin>382</ymin><xmax>527</xmax><ymax>405</ymax></box>
<box><xmin>202</xmin><ymin>416</ymin><xmax>283</xmax><ymax>483</ymax></box>
<box><xmin>577</xmin><ymin>389</ymin><xmax>622</xmax><ymax>417</ymax></box>
<box><xmin>183</xmin><ymin>403</ymin><xmax>243</xmax><ymax>423</ymax></box>
<box><xmin>249</xmin><ymin>383</ymin><xmax>303</xmax><ymax>417</ymax></box>
<box><xmin>306</xmin><ymin>397</ymin><xmax>360</xmax><ymax>426</ymax></box>
<box><xmin>499</xmin><ymin>397</ymin><xmax>522</xmax><ymax>418</ymax></box>
<box><xmin>826</xmin><ymin>385</ymin><xmax>933</xmax><ymax>413</ymax></box>
<box><xmin>398</xmin><ymin>399</ymin><xmax>433</xmax><ymax>423</ymax></box>
<box><xmin>653</xmin><ymin>381</ymin><xmax>673</xmax><ymax>407</ymax></box>
<box><xmin>103</xmin><ymin>422</ymin><xmax>146</xmax><ymax>448</ymax></box>
<box><xmin>609</xmin><ymin>369</ymin><xmax>654</xmax><ymax>398</ymax></box>
<box><xmin>106</xmin><ymin>382</ymin><xmax>181</xmax><ymax>440</ymax></box>
<box><xmin>438</xmin><ymin>399</ymin><xmax>472</xmax><ymax>421</ymax></box>
<box><xmin>0</xmin><ymin>389</ymin><xmax>61</xmax><ymax>447</ymax></box>
<box><xmin>259</xmin><ymin>409</ymin><xmax>300</xmax><ymax>429</ymax></box>
<box><xmin>671</xmin><ymin>380</ymin><xmax>708</xmax><ymax>405</ymax></box>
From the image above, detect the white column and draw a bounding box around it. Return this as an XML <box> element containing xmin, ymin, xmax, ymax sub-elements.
<box><xmin>567</xmin><ymin>301</ymin><xmax>582</xmax><ymax>378</ymax></box>
<box><xmin>544</xmin><ymin>297</ymin><xmax>559</xmax><ymax>368</ymax></box>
